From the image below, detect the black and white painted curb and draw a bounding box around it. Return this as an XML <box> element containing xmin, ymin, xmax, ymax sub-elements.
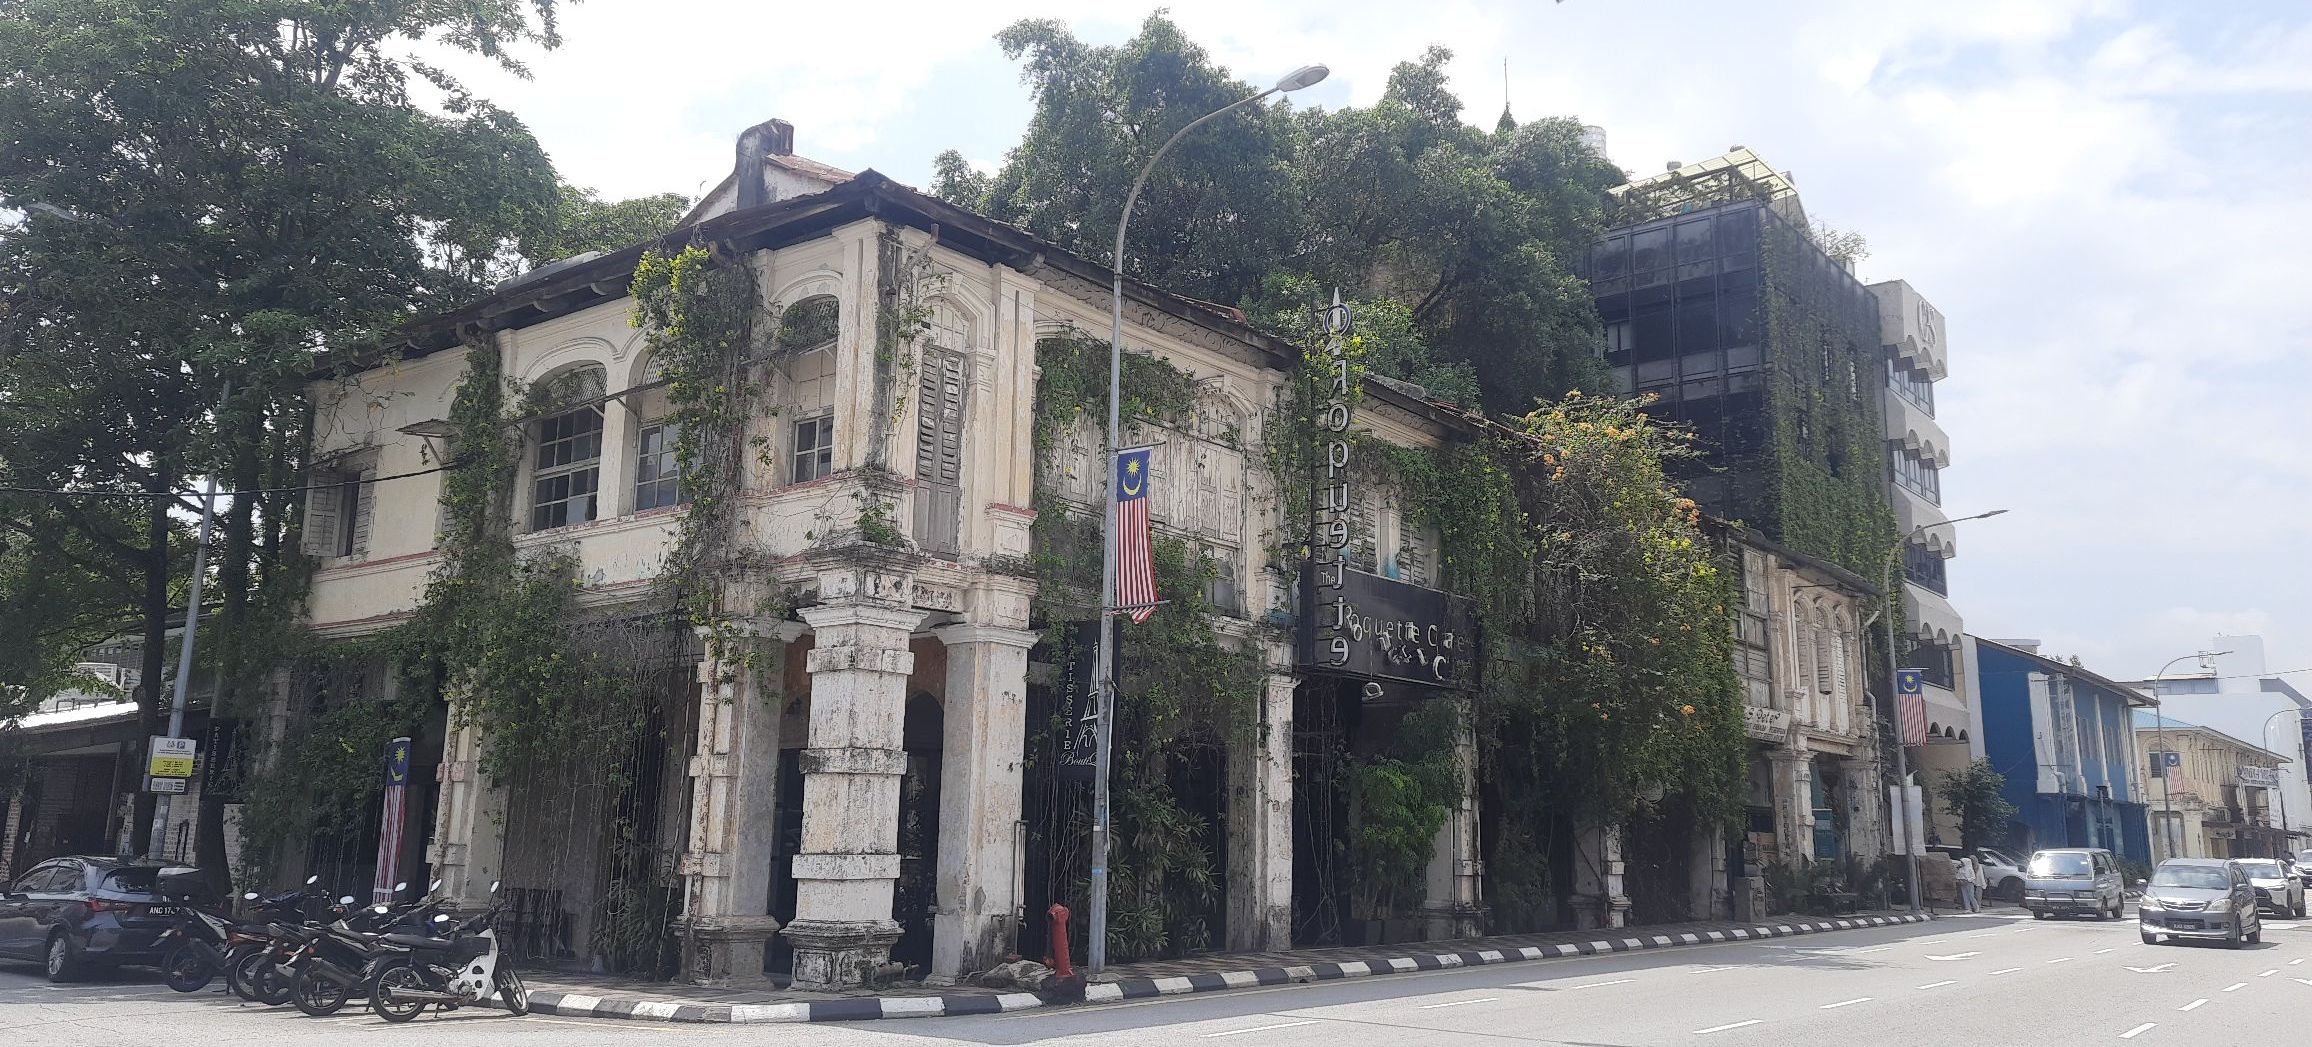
<box><xmin>526</xmin><ymin>913</ymin><xmax>1931</xmax><ymax>1024</ymax></box>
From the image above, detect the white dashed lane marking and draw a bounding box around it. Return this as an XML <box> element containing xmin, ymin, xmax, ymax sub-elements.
<box><xmin>1205</xmin><ymin>1021</ymin><xmax>1319</xmax><ymax>1037</ymax></box>
<box><xmin>1562</xmin><ymin>979</ymin><xmax>1634</xmax><ymax>990</ymax></box>
<box><xmin>2121</xmin><ymin>1022</ymin><xmax>2157</xmax><ymax>1039</ymax></box>
<box><xmin>2046</xmin><ymin>956</ymin><xmax>2074</xmax><ymax>964</ymax></box>
<box><xmin>2224</xmin><ymin>982</ymin><xmax>2248</xmax><ymax>992</ymax></box>
<box><xmin>1990</xmin><ymin>967</ymin><xmax>2024</xmax><ymax>976</ymax></box>
<box><xmin>1916</xmin><ymin>980</ymin><xmax>1956</xmax><ymax>990</ymax></box>
<box><xmin>2260</xmin><ymin>970</ymin><xmax>2279</xmax><ymax>977</ymax></box>
<box><xmin>1419</xmin><ymin>998</ymin><xmax>1496</xmax><ymax>1009</ymax></box>
<box><xmin>1820</xmin><ymin>997</ymin><xmax>1872</xmax><ymax>1009</ymax></box>
<box><xmin>2179</xmin><ymin>998</ymin><xmax>2207</xmax><ymax>1011</ymax></box>
<box><xmin>1694</xmin><ymin>1019</ymin><xmax>1763</xmax><ymax>1034</ymax></box>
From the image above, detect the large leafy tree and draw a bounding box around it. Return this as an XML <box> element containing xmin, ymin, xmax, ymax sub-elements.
<box><xmin>0</xmin><ymin>0</ymin><xmax>574</xmax><ymax>874</ymax></box>
<box><xmin>944</xmin><ymin>15</ymin><xmax>1626</xmax><ymax>413</ymax></box>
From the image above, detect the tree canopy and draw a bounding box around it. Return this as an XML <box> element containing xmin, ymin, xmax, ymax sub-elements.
<box><xmin>940</xmin><ymin>14</ymin><xmax>1627</xmax><ymax>413</ymax></box>
<box><xmin>0</xmin><ymin>0</ymin><xmax>580</xmax><ymax>863</ymax></box>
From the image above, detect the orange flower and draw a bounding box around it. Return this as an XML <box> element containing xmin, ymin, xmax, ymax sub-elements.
<box><xmin>1681</xmin><ymin>705</ymin><xmax>1697</xmax><ymax>716</ymax></box>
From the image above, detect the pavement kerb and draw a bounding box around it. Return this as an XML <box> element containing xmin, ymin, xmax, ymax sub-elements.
<box><xmin>524</xmin><ymin>913</ymin><xmax>1933</xmax><ymax>1024</ymax></box>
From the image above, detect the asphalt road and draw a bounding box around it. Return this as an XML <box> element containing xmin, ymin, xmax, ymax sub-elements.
<box><xmin>7</xmin><ymin>908</ymin><xmax>2309</xmax><ymax>1046</ymax></box>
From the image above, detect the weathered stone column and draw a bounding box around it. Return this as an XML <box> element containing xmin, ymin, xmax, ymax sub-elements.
<box><xmin>426</xmin><ymin>692</ymin><xmax>508</xmax><ymax>908</ymax></box>
<box><xmin>677</xmin><ymin>623</ymin><xmax>798</xmax><ymax>986</ymax></box>
<box><xmin>1226</xmin><ymin>670</ymin><xmax>1296</xmax><ymax>951</ymax></box>
<box><xmin>783</xmin><ymin>590</ymin><xmax>926</xmax><ymax>990</ymax></box>
<box><xmin>927</xmin><ymin>623</ymin><xmax>1037</xmax><ymax>980</ymax></box>
<box><xmin>1772</xmin><ymin>748</ymin><xmax>1813</xmax><ymax>865</ymax></box>
<box><xmin>1688</xmin><ymin>823</ymin><xmax>1727</xmax><ymax>920</ymax></box>
<box><xmin>1422</xmin><ymin>703</ymin><xmax>1484</xmax><ymax>939</ymax></box>
<box><xmin>1571</xmin><ymin>825</ymin><xmax>1629</xmax><ymax>929</ymax></box>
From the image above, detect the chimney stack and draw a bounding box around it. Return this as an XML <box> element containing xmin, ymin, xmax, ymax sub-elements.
<box><xmin>734</xmin><ymin>118</ymin><xmax>796</xmax><ymax>210</ymax></box>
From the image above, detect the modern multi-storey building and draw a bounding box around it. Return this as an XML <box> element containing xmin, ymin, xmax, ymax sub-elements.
<box><xmin>1867</xmin><ymin>278</ymin><xmax>1984</xmax><ymax>838</ymax></box>
<box><xmin>1587</xmin><ymin>150</ymin><xmax>1890</xmax><ymax>579</ymax></box>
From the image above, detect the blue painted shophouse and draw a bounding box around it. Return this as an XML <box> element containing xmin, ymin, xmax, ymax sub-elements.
<box><xmin>1969</xmin><ymin>637</ymin><xmax>2153</xmax><ymax>864</ymax></box>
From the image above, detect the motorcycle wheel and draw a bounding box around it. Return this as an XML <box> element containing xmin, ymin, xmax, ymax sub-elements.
<box><xmin>230</xmin><ymin>949</ymin><xmax>270</xmax><ymax>1001</ymax></box>
<box><xmin>254</xmin><ymin>960</ymin><xmax>297</xmax><ymax>1006</ymax></box>
<box><xmin>162</xmin><ymin>943</ymin><xmax>217</xmax><ymax>993</ymax></box>
<box><xmin>369</xmin><ymin>961</ymin><xmax>429</xmax><ymax>1023</ymax></box>
<box><xmin>292</xmin><ymin>966</ymin><xmax>354</xmax><ymax>1017</ymax></box>
<box><xmin>496</xmin><ymin>966</ymin><xmax>529</xmax><ymax>1016</ymax></box>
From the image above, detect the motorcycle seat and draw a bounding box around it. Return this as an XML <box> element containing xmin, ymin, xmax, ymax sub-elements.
<box><xmin>380</xmin><ymin>933</ymin><xmax>456</xmax><ymax>950</ymax></box>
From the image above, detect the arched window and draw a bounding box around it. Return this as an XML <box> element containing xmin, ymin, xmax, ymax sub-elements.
<box><xmin>631</xmin><ymin>353</ymin><xmax>685</xmax><ymax>512</ymax></box>
<box><xmin>530</xmin><ymin>365</ymin><xmax>607</xmax><ymax>530</ymax></box>
<box><xmin>777</xmin><ymin>295</ymin><xmax>841</xmax><ymax>484</ymax></box>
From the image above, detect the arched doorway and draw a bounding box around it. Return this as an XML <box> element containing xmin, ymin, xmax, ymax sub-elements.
<box><xmin>892</xmin><ymin>691</ymin><xmax>944</xmax><ymax>973</ymax></box>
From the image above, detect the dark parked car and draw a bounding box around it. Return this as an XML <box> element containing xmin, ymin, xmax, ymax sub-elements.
<box><xmin>0</xmin><ymin>856</ymin><xmax>194</xmax><ymax>981</ymax></box>
<box><xmin>2138</xmin><ymin>858</ymin><xmax>2264</xmax><ymax>948</ymax></box>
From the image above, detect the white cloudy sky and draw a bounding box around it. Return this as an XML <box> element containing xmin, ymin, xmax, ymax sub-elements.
<box><xmin>447</xmin><ymin>0</ymin><xmax>2312</xmax><ymax>683</ymax></box>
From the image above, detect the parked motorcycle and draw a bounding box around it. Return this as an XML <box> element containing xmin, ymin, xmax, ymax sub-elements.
<box><xmin>224</xmin><ymin>876</ymin><xmax>327</xmax><ymax>1002</ymax></box>
<box><xmin>367</xmin><ymin>881</ymin><xmax>527</xmax><ymax>1022</ymax></box>
<box><xmin>285</xmin><ymin>881</ymin><xmax>448</xmax><ymax>1016</ymax></box>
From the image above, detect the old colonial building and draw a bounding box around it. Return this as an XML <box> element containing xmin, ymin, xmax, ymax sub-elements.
<box><xmin>287</xmin><ymin>121</ymin><xmax>1481</xmax><ymax>989</ymax></box>
<box><xmin>1726</xmin><ymin>527</ymin><xmax>1888</xmax><ymax>907</ymax></box>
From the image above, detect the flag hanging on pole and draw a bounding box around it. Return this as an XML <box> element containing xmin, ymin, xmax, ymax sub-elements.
<box><xmin>1896</xmin><ymin>669</ymin><xmax>1928</xmax><ymax>746</ymax></box>
<box><xmin>1114</xmin><ymin>446</ymin><xmax>1158</xmax><ymax>623</ymax></box>
<box><xmin>372</xmin><ymin>736</ymin><xmax>412</xmax><ymax>905</ymax></box>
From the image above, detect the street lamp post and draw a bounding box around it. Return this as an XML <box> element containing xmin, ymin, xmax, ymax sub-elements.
<box><xmin>1089</xmin><ymin>62</ymin><xmax>1328</xmax><ymax>976</ymax></box>
<box><xmin>1881</xmin><ymin>509</ymin><xmax>2006</xmax><ymax>912</ymax></box>
<box><xmin>2146</xmin><ymin>650</ymin><xmax>2230</xmax><ymax>861</ymax></box>
<box><xmin>2260</xmin><ymin>707</ymin><xmax>2300</xmax><ymax>858</ymax></box>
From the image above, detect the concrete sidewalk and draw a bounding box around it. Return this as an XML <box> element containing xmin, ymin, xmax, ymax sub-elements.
<box><xmin>524</xmin><ymin>910</ymin><xmax>1931</xmax><ymax>1024</ymax></box>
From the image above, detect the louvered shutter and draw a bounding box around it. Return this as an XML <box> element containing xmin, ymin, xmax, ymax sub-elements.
<box><xmin>301</xmin><ymin>470</ymin><xmax>341</xmax><ymax>557</ymax></box>
<box><xmin>1814</xmin><ymin>624</ymin><xmax>1834</xmax><ymax>693</ymax></box>
<box><xmin>348</xmin><ymin>468</ymin><xmax>378</xmax><ymax>556</ymax></box>
<box><xmin>912</xmin><ymin>348</ymin><xmax>967</xmax><ymax>556</ymax></box>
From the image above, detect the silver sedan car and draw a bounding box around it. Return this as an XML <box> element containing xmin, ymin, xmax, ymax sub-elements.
<box><xmin>2236</xmin><ymin>858</ymin><xmax>2305</xmax><ymax>917</ymax></box>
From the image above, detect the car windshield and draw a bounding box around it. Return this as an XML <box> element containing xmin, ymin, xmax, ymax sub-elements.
<box><xmin>2029</xmin><ymin>852</ymin><xmax>2092</xmax><ymax>877</ymax></box>
<box><xmin>2237</xmin><ymin>861</ymin><xmax>2283</xmax><ymax>879</ymax></box>
<box><xmin>2151</xmin><ymin>865</ymin><xmax>2232</xmax><ymax>890</ymax></box>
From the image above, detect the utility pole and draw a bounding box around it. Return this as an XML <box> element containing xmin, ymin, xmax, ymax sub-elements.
<box><xmin>149</xmin><ymin>384</ymin><xmax>229</xmax><ymax>860</ymax></box>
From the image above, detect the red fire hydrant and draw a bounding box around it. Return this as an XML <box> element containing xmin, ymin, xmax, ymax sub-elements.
<box><xmin>1047</xmin><ymin>903</ymin><xmax>1076</xmax><ymax>980</ymax></box>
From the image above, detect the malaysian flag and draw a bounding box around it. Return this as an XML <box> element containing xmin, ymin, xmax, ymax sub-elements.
<box><xmin>372</xmin><ymin>736</ymin><xmax>412</xmax><ymax>905</ymax></box>
<box><xmin>1896</xmin><ymin>669</ymin><xmax>1928</xmax><ymax>746</ymax></box>
<box><xmin>1114</xmin><ymin>446</ymin><xmax>1158</xmax><ymax>623</ymax></box>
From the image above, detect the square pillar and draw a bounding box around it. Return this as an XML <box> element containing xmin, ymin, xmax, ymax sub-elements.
<box><xmin>1421</xmin><ymin>701</ymin><xmax>1483</xmax><ymax>939</ymax></box>
<box><xmin>1572</xmin><ymin>825</ymin><xmax>1629</xmax><ymax>929</ymax></box>
<box><xmin>1226</xmin><ymin>670</ymin><xmax>1295</xmax><ymax>951</ymax></box>
<box><xmin>1689</xmin><ymin>823</ymin><xmax>1727</xmax><ymax>920</ymax></box>
<box><xmin>783</xmin><ymin>598</ymin><xmax>926</xmax><ymax>990</ymax></box>
<box><xmin>927</xmin><ymin>623</ymin><xmax>1037</xmax><ymax>980</ymax></box>
<box><xmin>1773</xmin><ymin>749</ymin><xmax>1813</xmax><ymax>865</ymax></box>
<box><xmin>426</xmin><ymin>691</ymin><xmax>508</xmax><ymax>908</ymax></box>
<box><xmin>678</xmin><ymin>623</ymin><xmax>797</xmax><ymax>986</ymax></box>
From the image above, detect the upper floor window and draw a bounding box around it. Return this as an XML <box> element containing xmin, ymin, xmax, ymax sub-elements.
<box><xmin>1901</xmin><ymin>541</ymin><xmax>1948</xmax><ymax>596</ymax></box>
<box><xmin>1888</xmin><ymin>444</ymin><xmax>1941</xmax><ymax>504</ymax></box>
<box><xmin>1887</xmin><ymin>359</ymin><xmax>1936</xmax><ymax>416</ymax></box>
<box><xmin>303</xmin><ymin>456</ymin><xmax>376</xmax><ymax>559</ymax></box>
<box><xmin>792</xmin><ymin>412</ymin><xmax>834</xmax><ymax>484</ymax></box>
<box><xmin>531</xmin><ymin>404</ymin><xmax>603</xmax><ymax>530</ymax></box>
<box><xmin>634</xmin><ymin>421</ymin><xmax>684</xmax><ymax>511</ymax></box>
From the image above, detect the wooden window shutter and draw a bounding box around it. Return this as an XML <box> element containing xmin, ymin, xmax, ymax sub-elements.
<box><xmin>348</xmin><ymin>468</ymin><xmax>378</xmax><ymax>556</ymax></box>
<box><xmin>302</xmin><ymin>470</ymin><xmax>341</xmax><ymax>557</ymax></box>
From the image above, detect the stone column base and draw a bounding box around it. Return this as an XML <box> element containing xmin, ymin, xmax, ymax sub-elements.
<box><xmin>678</xmin><ymin>915</ymin><xmax>784</xmax><ymax>988</ymax></box>
<box><xmin>782</xmin><ymin>919</ymin><xmax>902</xmax><ymax>990</ymax></box>
<box><xmin>1421</xmin><ymin>903</ymin><xmax>1486</xmax><ymax>940</ymax></box>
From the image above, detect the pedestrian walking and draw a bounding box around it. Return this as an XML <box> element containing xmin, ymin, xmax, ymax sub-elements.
<box><xmin>1955</xmin><ymin>853</ymin><xmax>1981</xmax><ymax>912</ymax></box>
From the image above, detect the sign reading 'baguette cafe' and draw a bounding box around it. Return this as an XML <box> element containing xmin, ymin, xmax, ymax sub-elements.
<box><xmin>1295</xmin><ymin>291</ymin><xmax>1476</xmax><ymax>692</ymax></box>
